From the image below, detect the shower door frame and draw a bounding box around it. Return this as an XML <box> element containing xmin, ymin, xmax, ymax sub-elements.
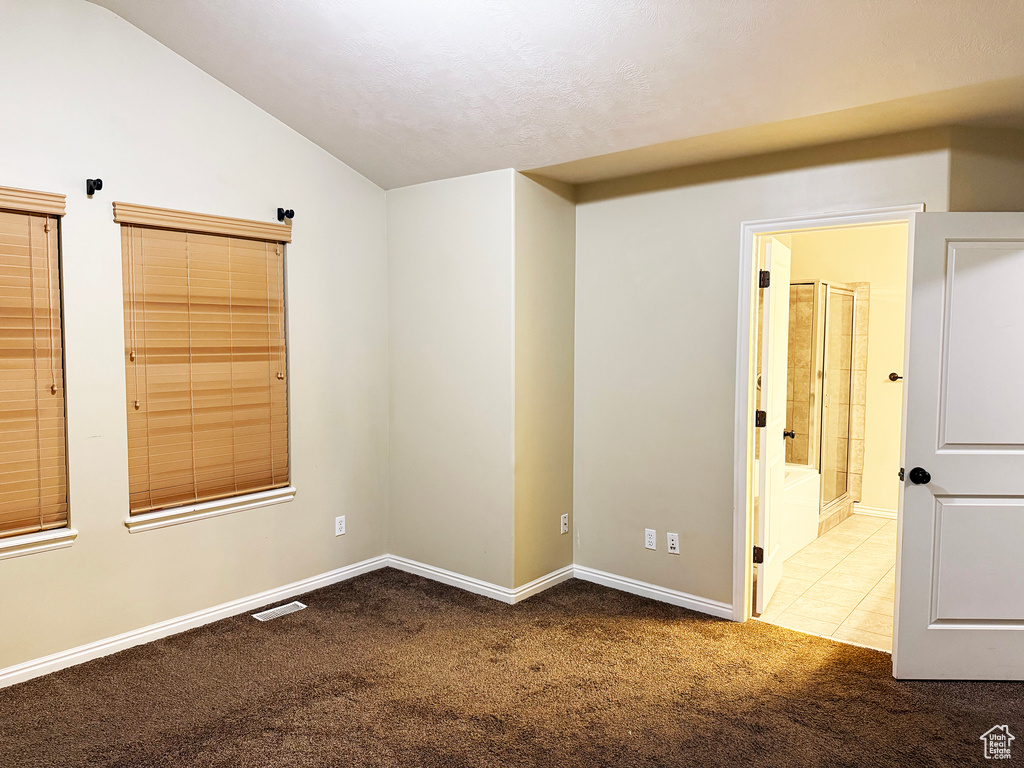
<box><xmin>733</xmin><ymin>204</ymin><xmax>923</xmax><ymax>625</ymax></box>
<box><xmin>818</xmin><ymin>284</ymin><xmax>857</xmax><ymax>519</ymax></box>
<box><xmin>786</xmin><ymin>280</ymin><xmax>858</xmax><ymax>513</ymax></box>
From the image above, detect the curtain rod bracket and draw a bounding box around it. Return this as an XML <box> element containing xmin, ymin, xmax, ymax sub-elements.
<box><xmin>277</xmin><ymin>207</ymin><xmax>294</xmax><ymax>222</ymax></box>
<box><xmin>86</xmin><ymin>178</ymin><xmax>103</xmax><ymax>197</ymax></box>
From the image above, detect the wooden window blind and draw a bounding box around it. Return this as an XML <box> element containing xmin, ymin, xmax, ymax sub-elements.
<box><xmin>0</xmin><ymin>187</ymin><xmax>68</xmax><ymax>540</ymax></box>
<box><xmin>118</xmin><ymin>205</ymin><xmax>290</xmax><ymax>515</ymax></box>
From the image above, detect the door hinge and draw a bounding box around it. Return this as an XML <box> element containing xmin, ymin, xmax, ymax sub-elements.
<box><xmin>759</xmin><ymin>270</ymin><xmax>771</xmax><ymax>288</ymax></box>
<box><xmin>752</xmin><ymin>546</ymin><xmax>764</xmax><ymax>564</ymax></box>
<box><xmin>755</xmin><ymin>410</ymin><xmax>767</xmax><ymax>428</ymax></box>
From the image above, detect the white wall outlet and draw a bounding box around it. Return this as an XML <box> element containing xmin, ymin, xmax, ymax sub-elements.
<box><xmin>560</xmin><ymin>513</ymin><xmax>569</xmax><ymax>535</ymax></box>
<box><xmin>645</xmin><ymin>528</ymin><xmax>656</xmax><ymax>550</ymax></box>
<box><xmin>667</xmin><ymin>532</ymin><xmax>680</xmax><ymax>554</ymax></box>
<box><xmin>335</xmin><ymin>515</ymin><xmax>346</xmax><ymax>536</ymax></box>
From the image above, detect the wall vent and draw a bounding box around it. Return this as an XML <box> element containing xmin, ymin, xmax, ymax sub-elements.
<box><xmin>252</xmin><ymin>601</ymin><xmax>306</xmax><ymax>622</ymax></box>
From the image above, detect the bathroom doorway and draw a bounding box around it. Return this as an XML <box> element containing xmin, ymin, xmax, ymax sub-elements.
<box><xmin>746</xmin><ymin>215</ymin><xmax>912</xmax><ymax>653</ymax></box>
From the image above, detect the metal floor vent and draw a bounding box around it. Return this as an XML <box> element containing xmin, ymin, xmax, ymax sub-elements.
<box><xmin>253</xmin><ymin>601</ymin><xmax>306</xmax><ymax>622</ymax></box>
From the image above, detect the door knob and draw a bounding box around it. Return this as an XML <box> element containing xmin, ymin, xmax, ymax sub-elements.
<box><xmin>908</xmin><ymin>467</ymin><xmax>931</xmax><ymax>485</ymax></box>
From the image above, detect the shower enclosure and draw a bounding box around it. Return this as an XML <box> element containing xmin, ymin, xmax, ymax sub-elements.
<box><xmin>786</xmin><ymin>281</ymin><xmax>858</xmax><ymax>521</ymax></box>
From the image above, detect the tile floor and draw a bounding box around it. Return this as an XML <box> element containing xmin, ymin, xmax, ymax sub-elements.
<box><xmin>757</xmin><ymin>514</ymin><xmax>896</xmax><ymax>652</ymax></box>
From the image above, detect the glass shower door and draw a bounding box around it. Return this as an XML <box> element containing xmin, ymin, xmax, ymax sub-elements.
<box><xmin>821</xmin><ymin>289</ymin><xmax>855</xmax><ymax>506</ymax></box>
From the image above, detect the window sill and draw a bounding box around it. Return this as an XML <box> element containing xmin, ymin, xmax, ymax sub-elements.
<box><xmin>0</xmin><ymin>527</ymin><xmax>78</xmax><ymax>562</ymax></box>
<box><xmin>124</xmin><ymin>486</ymin><xmax>296</xmax><ymax>534</ymax></box>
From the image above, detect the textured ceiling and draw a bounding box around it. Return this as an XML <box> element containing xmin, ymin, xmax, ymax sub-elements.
<box><xmin>89</xmin><ymin>0</ymin><xmax>1024</xmax><ymax>189</ymax></box>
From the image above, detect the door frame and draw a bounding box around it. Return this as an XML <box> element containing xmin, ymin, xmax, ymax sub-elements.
<box><xmin>732</xmin><ymin>204</ymin><xmax>924</xmax><ymax>625</ymax></box>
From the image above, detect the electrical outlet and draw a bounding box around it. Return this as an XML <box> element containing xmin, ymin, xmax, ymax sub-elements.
<box><xmin>335</xmin><ymin>515</ymin><xmax>345</xmax><ymax>536</ymax></box>
<box><xmin>645</xmin><ymin>528</ymin><xmax>656</xmax><ymax>550</ymax></box>
<box><xmin>667</xmin><ymin>532</ymin><xmax>680</xmax><ymax>554</ymax></box>
<box><xmin>560</xmin><ymin>513</ymin><xmax>569</xmax><ymax>535</ymax></box>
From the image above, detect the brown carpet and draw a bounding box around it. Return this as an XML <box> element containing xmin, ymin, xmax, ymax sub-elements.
<box><xmin>1</xmin><ymin>569</ymin><xmax>1021</xmax><ymax>767</ymax></box>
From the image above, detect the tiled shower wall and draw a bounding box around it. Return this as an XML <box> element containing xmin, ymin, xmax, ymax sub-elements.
<box><xmin>848</xmin><ymin>283</ymin><xmax>870</xmax><ymax>503</ymax></box>
<box><xmin>823</xmin><ymin>291</ymin><xmax>855</xmax><ymax>503</ymax></box>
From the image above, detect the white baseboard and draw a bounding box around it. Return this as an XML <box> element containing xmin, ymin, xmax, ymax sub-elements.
<box><xmin>0</xmin><ymin>555</ymin><xmax>389</xmax><ymax>689</ymax></box>
<box><xmin>573</xmin><ymin>565</ymin><xmax>734</xmax><ymax>620</ymax></box>
<box><xmin>513</xmin><ymin>564</ymin><xmax>575</xmax><ymax>602</ymax></box>
<box><xmin>385</xmin><ymin>555</ymin><xmax>518</xmax><ymax>603</ymax></box>
<box><xmin>1</xmin><ymin>557</ymin><xmax>731</xmax><ymax>689</ymax></box>
<box><xmin>384</xmin><ymin>557</ymin><xmax>575</xmax><ymax>605</ymax></box>
<box><xmin>853</xmin><ymin>503</ymin><xmax>898</xmax><ymax>520</ymax></box>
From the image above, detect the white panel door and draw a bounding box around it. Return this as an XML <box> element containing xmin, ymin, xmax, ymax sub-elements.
<box><xmin>895</xmin><ymin>212</ymin><xmax>1024</xmax><ymax>680</ymax></box>
<box><xmin>757</xmin><ymin>238</ymin><xmax>791</xmax><ymax>613</ymax></box>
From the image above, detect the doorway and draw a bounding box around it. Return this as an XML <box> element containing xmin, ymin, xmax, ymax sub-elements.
<box><xmin>733</xmin><ymin>207</ymin><xmax>920</xmax><ymax>654</ymax></box>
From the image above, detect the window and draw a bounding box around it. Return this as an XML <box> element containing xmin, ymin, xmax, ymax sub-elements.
<box><xmin>116</xmin><ymin>203</ymin><xmax>292</xmax><ymax>528</ymax></box>
<box><xmin>0</xmin><ymin>186</ymin><xmax>69</xmax><ymax>544</ymax></box>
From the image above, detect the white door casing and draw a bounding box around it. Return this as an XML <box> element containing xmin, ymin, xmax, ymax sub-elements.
<box><xmin>895</xmin><ymin>212</ymin><xmax>1024</xmax><ymax>680</ymax></box>
<box><xmin>757</xmin><ymin>238</ymin><xmax>791</xmax><ymax>614</ymax></box>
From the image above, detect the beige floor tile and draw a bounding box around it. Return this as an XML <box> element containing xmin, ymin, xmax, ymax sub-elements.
<box><xmin>851</xmin><ymin>514</ymin><xmax>888</xmax><ymax>526</ymax></box>
<box><xmin>856</xmin><ymin>592</ymin><xmax>894</xmax><ymax>616</ymax></box>
<box><xmin>772</xmin><ymin>612</ymin><xmax>841</xmax><ymax>638</ymax></box>
<box><xmin>783</xmin><ymin>563</ymin><xmax>830</xmax><ymax>583</ymax></box>
<box><xmin>840</xmin><ymin>608</ymin><xmax>894</xmax><ymax>635</ymax></box>
<box><xmin>858</xmin><ymin>530</ymin><xmax>896</xmax><ymax>544</ymax></box>
<box><xmin>860</xmin><ymin>531</ymin><xmax>896</xmax><ymax>546</ymax></box>
<box><xmin>761</xmin><ymin>513</ymin><xmax>895</xmax><ymax>652</ymax></box>
<box><xmin>786</xmin><ymin>551</ymin><xmax>845</xmax><ymax>570</ymax></box>
<box><xmin>869</xmin><ymin>580</ymin><xmax>896</xmax><ymax>599</ymax></box>
<box><xmin>870</xmin><ymin>568</ymin><xmax>896</xmax><ymax>591</ymax></box>
<box><xmin>800</xmin><ymin>583</ymin><xmax>866</xmax><ymax>610</ymax></box>
<box><xmin>869</xmin><ymin>526</ymin><xmax>897</xmax><ymax>540</ymax></box>
<box><xmin>817</xmin><ymin>570</ymin><xmax>881</xmax><ymax>594</ymax></box>
<box><xmin>831</xmin><ymin>625</ymin><xmax>892</xmax><ymax>653</ymax></box>
<box><xmin>864</xmin><ymin>532</ymin><xmax>897</xmax><ymax>544</ymax></box>
<box><xmin>844</xmin><ymin>549</ymin><xmax>894</xmax><ymax>566</ymax></box>
<box><xmin>795</xmin><ymin>543</ymin><xmax>857</xmax><ymax>561</ymax></box>
<box><xmin>774</xmin><ymin>576</ymin><xmax>813</xmax><ymax>598</ymax></box>
<box><xmin>844</xmin><ymin>549</ymin><xmax>892</xmax><ymax>567</ymax></box>
<box><xmin>844</xmin><ymin>543</ymin><xmax>894</xmax><ymax>560</ymax></box>
<box><xmin>758</xmin><ymin>605</ymin><xmax>790</xmax><ymax>623</ymax></box>
<box><xmin>855</xmin><ymin>542</ymin><xmax>896</xmax><ymax>559</ymax></box>
<box><xmin>836</xmin><ymin>558</ymin><xmax>893</xmax><ymax>581</ymax></box>
<box><xmin>837</xmin><ymin>516</ymin><xmax>887</xmax><ymax>534</ymax></box>
<box><xmin>867</xmin><ymin>546</ymin><xmax>896</xmax><ymax>556</ymax></box>
<box><xmin>763</xmin><ymin>590</ymin><xmax>800</xmax><ymax>615</ymax></box>
<box><xmin>818</xmin><ymin>530</ymin><xmax>869</xmax><ymax>547</ymax></box>
<box><xmin>786</xmin><ymin>596</ymin><xmax>857</xmax><ymax>624</ymax></box>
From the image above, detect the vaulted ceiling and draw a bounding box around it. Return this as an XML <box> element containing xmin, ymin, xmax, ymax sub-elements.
<box><xmin>90</xmin><ymin>0</ymin><xmax>1024</xmax><ymax>189</ymax></box>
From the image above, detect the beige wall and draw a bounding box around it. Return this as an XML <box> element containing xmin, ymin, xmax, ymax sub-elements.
<box><xmin>387</xmin><ymin>171</ymin><xmax>576</xmax><ymax>591</ymax></box>
<box><xmin>790</xmin><ymin>225</ymin><xmax>909</xmax><ymax>514</ymax></box>
<box><xmin>0</xmin><ymin>0</ymin><xmax>389</xmax><ymax>670</ymax></box>
<box><xmin>949</xmin><ymin>127</ymin><xmax>1024</xmax><ymax>213</ymax></box>
<box><xmin>513</xmin><ymin>176</ymin><xmax>575</xmax><ymax>587</ymax></box>
<box><xmin>573</xmin><ymin>142</ymin><xmax>950</xmax><ymax>606</ymax></box>
<box><xmin>387</xmin><ymin>170</ymin><xmax>517</xmax><ymax>588</ymax></box>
